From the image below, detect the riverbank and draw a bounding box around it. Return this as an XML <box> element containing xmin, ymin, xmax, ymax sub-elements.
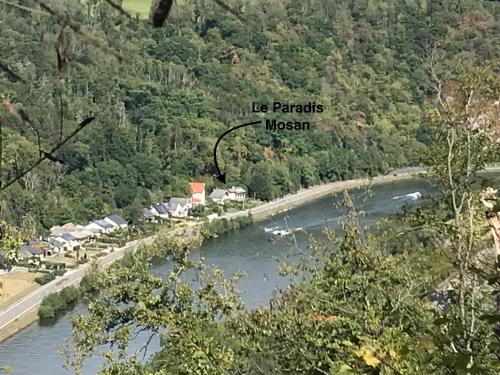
<box><xmin>0</xmin><ymin>172</ymin><xmax>421</xmax><ymax>343</ymax></box>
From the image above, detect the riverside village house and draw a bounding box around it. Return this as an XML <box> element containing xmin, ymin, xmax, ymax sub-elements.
<box><xmin>228</xmin><ymin>186</ymin><xmax>247</xmax><ymax>202</ymax></box>
<box><xmin>190</xmin><ymin>182</ymin><xmax>206</xmax><ymax>205</ymax></box>
<box><xmin>210</xmin><ymin>188</ymin><xmax>229</xmax><ymax>205</ymax></box>
<box><xmin>167</xmin><ymin>198</ymin><xmax>192</xmax><ymax>218</ymax></box>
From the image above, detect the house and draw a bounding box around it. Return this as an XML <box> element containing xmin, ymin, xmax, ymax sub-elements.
<box><xmin>84</xmin><ymin>225</ymin><xmax>102</xmax><ymax>238</ymax></box>
<box><xmin>69</xmin><ymin>229</ymin><xmax>94</xmax><ymax>243</ymax></box>
<box><xmin>228</xmin><ymin>186</ymin><xmax>247</xmax><ymax>202</ymax></box>
<box><xmin>49</xmin><ymin>238</ymin><xmax>66</xmax><ymax>254</ymax></box>
<box><xmin>55</xmin><ymin>232</ymin><xmax>81</xmax><ymax>251</ymax></box>
<box><xmin>190</xmin><ymin>182</ymin><xmax>206</xmax><ymax>205</ymax></box>
<box><xmin>142</xmin><ymin>208</ymin><xmax>157</xmax><ymax>222</ymax></box>
<box><xmin>210</xmin><ymin>189</ymin><xmax>229</xmax><ymax>205</ymax></box>
<box><xmin>18</xmin><ymin>244</ymin><xmax>45</xmax><ymax>260</ymax></box>
<box><xmin>167</xmin><ymin>198</ymin><xmax>192</xmax><ymax>218</ymax></box>
<box><xmin>29</xmin><ymin>240</ymin><xmax>56</xmax><ymax>255</ymax></box>
<box><xmin>85</xmin><ymin>219</ymin><xmax>114</xmax><ymax>235</ymax></box>
<box><xmin>104</xmin><ymin>215</ymin><xmax>128</xmax><ymax>229</ymax></box>
<box><xmin>150</xmin><ymin>203</ymin><xmax>169</xmax><ymax>219</ymax></box>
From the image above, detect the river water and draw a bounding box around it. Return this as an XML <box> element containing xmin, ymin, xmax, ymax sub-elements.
<box><xmin>0</xmin><ymin>178</ymin><xmax>434</xmax><ymax>374</ymax></box>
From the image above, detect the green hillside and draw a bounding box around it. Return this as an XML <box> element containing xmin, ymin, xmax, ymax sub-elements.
<box><xmin>0</xmin><ymin>0</ymin><xmax>498</xmax><ymax>231</ymax></box>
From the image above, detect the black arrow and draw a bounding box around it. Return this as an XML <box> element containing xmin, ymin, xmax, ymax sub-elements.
<box><xmin>214</xmin><ymin>120</ymin><xmax>262</xmax><ymax>183</ymax></box>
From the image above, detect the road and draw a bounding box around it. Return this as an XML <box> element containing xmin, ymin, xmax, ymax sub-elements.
<box><xmin>0</xmin><ymin>236</ymin><xmax>155</xmax><ymax>333</ymax></box>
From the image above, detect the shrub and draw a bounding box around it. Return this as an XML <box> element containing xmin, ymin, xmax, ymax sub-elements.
<box><xmin>80</xmin><ymin>273</ymin><xmax>98</xmax><ymax>294</ymax></box>
<box><xmin>60</xmin><ymin>285</ymin><xmax>78</xmax><ymax>304</ymax></box>
<box><xmin>38</xmin><ymin>304</ymin><xmax>56</xmax><ymax>320</ymax></box>
<box><xmin>45</xmin><ymin>262</ymin><xmax>66</xmax><ymax>271</ymax></box>
<box><xmin>34</xmin><ymin>272</ymin><xmax>56</xmax><ymax>285</ymax></box>
<box><xmin>38</xmin><ymin>285</ymin><xmax>80</xmax><ymax>321</ymax></box>
<box><xmin>54</xmin><ymin>269</ymin><xmax>66</xmax><ymax>276</ymax></box>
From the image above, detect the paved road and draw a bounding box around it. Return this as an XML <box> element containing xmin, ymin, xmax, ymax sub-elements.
<box><xmin>0</xmin><ymin>236</ymin><xmax>154</xmax><ymax>332</ymax></box>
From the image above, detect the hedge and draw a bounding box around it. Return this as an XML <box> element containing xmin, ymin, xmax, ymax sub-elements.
<box><xmin>38</xmin><ymin>285</ymin><xmax>79</xmax><ymax>321</ymax></box>
<box><xmin>34</xmin><ymin>272</ymin><xmax>56</xmax><ymax>285</ymax></box>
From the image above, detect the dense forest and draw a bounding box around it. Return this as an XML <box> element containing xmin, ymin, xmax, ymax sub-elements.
<box><xmin>0</xmin><ymin>0</ymin><xmax>496</xmax><ymax>231</ymax></box>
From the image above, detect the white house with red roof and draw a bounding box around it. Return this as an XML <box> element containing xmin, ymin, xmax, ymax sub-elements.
<box><xmin>189</xmin><ymin>182</ymin><xmax>206</xmax><ymax>205</ymax></box>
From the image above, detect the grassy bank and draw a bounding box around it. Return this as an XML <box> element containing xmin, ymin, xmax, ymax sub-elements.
<box><xmin>0</xmin><ymin>309</ymin><xmax>39</xmax><ymax>343</ymax></box>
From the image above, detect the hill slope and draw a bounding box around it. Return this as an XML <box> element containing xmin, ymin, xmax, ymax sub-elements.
<box><xmin>0</xmin><ymin>0</ymin><xmax>498</xmax><ymax>230</ymax></box>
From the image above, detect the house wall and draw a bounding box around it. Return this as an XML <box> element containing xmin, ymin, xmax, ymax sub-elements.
<box><xmin>103</xmin><ymin>218</ymin><xmax>119</xmax><ymax>229</ymax></box>
<box><xmin>171</xmin><ymin>207</ymin><xmax>189</xmax><ymax>218</ymax></box>
<box><xmin>192</xmin><ymin>191</ymin><xmax>206</xmax><ymax>205</ymax></box>
<box><xmin>55</xmin><ymin>237</ymin><xmax>73</xmax><ymax>251</ymax></box>
<box><xmin>228</xmin><ymin>192</ymin><xmax>246</xmax><ymax>201</ymax></box>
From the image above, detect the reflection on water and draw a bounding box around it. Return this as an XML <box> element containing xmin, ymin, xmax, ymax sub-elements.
<box><xmin>0</xmin><ymin>178</ymin><xmax>434</xmax><ymax>374</ymax></box>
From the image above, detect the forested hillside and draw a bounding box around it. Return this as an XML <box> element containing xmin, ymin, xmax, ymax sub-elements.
<box><xmin>0</xmin><ymin>0</ymin><xmax>498</xmax><ymax>231</ymax></box>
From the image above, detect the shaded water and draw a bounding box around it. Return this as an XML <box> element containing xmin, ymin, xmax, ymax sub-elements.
<box><xmin>0</xmin><ymin>178</ymin><xmax>434</xmax><ymax>374</ymax></box>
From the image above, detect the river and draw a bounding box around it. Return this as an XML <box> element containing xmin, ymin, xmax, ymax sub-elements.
<box><xmin>0</xmin><ymin>178</ymin><xmax>434</xmax><ymax>374</ymax></box>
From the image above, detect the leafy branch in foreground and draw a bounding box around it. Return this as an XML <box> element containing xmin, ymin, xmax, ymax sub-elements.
<box><xmin>66</xmin><ymin>233</ymin><xmax>244</xmax><ymax>375</ymax></box>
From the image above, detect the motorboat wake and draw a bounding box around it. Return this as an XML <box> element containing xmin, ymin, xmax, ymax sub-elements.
<box><xmin>392</xmin><ymin>191</ymin><xmax>422</xmax><ymax>201</ymax></box>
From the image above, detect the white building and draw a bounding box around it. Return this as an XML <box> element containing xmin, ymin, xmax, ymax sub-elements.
<box><xmin>228</xmin><ymin>186</ymin><xmax>246</xmax><ymax>202</ymax></box>
<box><xmin>210</xmin><ymin>189</ymin><xmax>229</xmax><ymax>205</ymax></box>
<box><xmin>104</xmin><ymin>215</ymin><xmax>128</xmax><ymax>230</ymax></box>
<box><xmin>167</xmin><ymin>198</ymin><xmax>192</xmax><ymax>218</ymax></box>
<box><xmin>150</xmin><ymin>203</ymin><xmax>170</xmax><ymax>219</ymax></box>
<box><xmin>85</xmin><ymin>219</ymin><xmax>114</xmax><ymax>235</ymax></box>
<box><xmin>190</xmin><ymin>182</ymin><xmax>206</xmax><ymax>206</ymax></box>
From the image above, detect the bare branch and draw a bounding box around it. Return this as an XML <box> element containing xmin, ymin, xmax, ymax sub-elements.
<box><xmin>0</xmin><ymin>0</ymin><xmax>49</xmax><ymax>16</ymax></box>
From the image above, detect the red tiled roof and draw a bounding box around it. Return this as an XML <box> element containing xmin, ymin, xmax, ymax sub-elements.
<box><xmin>190</xmin><ymin>182</ymin><xmax>205</xmax><ymax>194</ymax></box>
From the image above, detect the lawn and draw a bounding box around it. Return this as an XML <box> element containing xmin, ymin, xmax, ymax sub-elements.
<box><xmin>123</xmin><ymin>0</ymin><xmax>153</xmax><ymax>18</ymax></box>
<box><xmin>0</xmin><ymin>271</ymin><xmax>40</xmax><ymax>309</ymax></box>
<box><xmin>47</xmin><ymin>252</ymin><xmax>78</xmax><ymax>267</ymax></box>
